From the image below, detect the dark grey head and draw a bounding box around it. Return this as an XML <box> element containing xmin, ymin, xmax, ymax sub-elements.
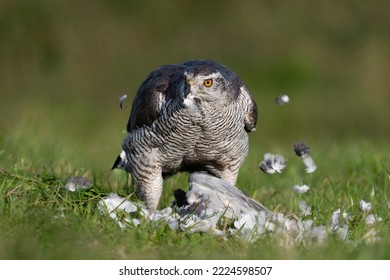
<box><xmin>180</xmin><ymin>60</ymin><xmax>242</xmax><ymax>105</ymax></box>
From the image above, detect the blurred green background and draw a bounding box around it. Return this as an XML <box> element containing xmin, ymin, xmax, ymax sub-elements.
<box><xmin>1</xmin><ymin>0</ymin><xmax>389</xmax><ymax>177</ymax></box>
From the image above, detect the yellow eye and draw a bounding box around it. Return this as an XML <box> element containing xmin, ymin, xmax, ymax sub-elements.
<box><xmin>203</xmin><ymin>79</ymin><xmax>213</xmax><ymax>87</ymax></box>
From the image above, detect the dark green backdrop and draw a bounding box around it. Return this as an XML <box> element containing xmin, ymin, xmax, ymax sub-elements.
<box><xmin>1</xmin><ymin>0</ymin><xmax>389</xmax><ymax>175</ymax></box>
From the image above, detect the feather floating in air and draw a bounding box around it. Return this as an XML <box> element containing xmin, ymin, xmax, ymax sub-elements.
<box><xmin>259</xmin><ymin>153</ymin><xmax>287</xmax><ymax>174</ymax></box>
<box><xmin>275</xmin><ymin>94</ymin><xmax>289</xmax><ymax>105</ymax></box>
<box><xmin>293</xmin><ymin>141</ymin><xmax>317</xmax><ymax>173</ymax></box>
<box><xmin>119</xmin><ymin>94</ymin><xmax>128</xmax><ymax>109</ymax></box>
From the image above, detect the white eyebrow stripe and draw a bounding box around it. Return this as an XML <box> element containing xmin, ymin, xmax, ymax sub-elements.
<box><xmin>194</xmin><ymin>72</ymin><xmax>221</xmax><ymax>80</ymax></box>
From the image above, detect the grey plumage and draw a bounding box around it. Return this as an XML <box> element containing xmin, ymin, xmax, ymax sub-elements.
<box><xmin>187</xmin><ymin>172</ymin><xmax>269</xmax><ymax>215</ymax></box>
<box><xmin>113</xmin><ymin>60</ymin><xmax>258</xmax><ymax>210</ymax></box>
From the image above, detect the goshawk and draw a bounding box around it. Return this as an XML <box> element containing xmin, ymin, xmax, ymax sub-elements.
<box><xmin>112</xmin><ymin>60</ymin><xmax>258</xmax><ymax>210</ymax></box>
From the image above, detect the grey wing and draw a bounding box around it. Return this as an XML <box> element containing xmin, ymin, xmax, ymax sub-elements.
<box><xmin>127</xmin><ymin>64</ymin><xmax>186</xmax><ymax>132</ymax></box>
<box><xmin>209</xmin><ymin>60</ymin><xmax>258</xmax><ymax>132</ymax></box>
<box><xmin>188</xmin><ymin>172</ymin><xmax>269</xmax><ymax>214</ymax></box>
<box><xmin>239</xmin><ymin>84</ymin><xmax>258</xmax><ymax>132</ymax></box>
<box><xmin>216</xmin><ymin>61</ymin><xmax>258</xmax><ymax>132</ymax></box>
<box><xmin>216</xmin><ymin>62</ymin><xmax>258</xmax><ymax>132</ymax></box>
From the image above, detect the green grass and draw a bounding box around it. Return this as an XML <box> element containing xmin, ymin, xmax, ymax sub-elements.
<box><xmin>1</xmin><ymin>140</ymin><xmax>389</xmax><ymax>259</ymax></box>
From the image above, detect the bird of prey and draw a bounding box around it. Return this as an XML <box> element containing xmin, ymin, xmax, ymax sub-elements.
<box><xmin>112</xmin><ymin>60</ymin><xmax>258</xmax><ymax>210</ymax></box>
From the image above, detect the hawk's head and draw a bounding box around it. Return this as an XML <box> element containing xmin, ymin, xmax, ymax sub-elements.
<box><xmin>183</xmin><ymin>66</ymin><xmax>236</xmax><ymax>105</ymax></box>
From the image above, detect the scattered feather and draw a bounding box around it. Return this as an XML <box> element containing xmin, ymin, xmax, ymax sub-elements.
<box><xmin>329</xmin><ymin>209</ymin><xmax>350</xmax><ymax>241</ymax></box>
<box><xmin>97</xmin><ymin>193</ymin><xmax>147</xmax><ymax>228</ymax></box>
<box><xmin>292</xmin><ymin>185</ymin><xmax>310</xmax><ymax>194</ymax></box>
<box><xmin>97</xmin><ymin>173</ymin><xmax>383</xmax><ymax>246</ymax></box>
<box><xmin>275</xmin><ymin>94</ymin><xmax>290</xmax><ymax>105</ymax></box>
<box><xmin>359</xmin><ymin>200</ymin><xmax>372</xmax><ymax>212</ymax></box>
<box><xmin>302</xmin><ymin>155</ymin><xmax>317</xmax><ymax>173</ymax></box>
<box><xmin>293</xmin><ymin>141</ymin><xmax>311</xmax><ymax>157</ymax></box>
<box><xmin>259</xmin><ymin>153</ymin><xmax>286</xmax><ymax>174</ymax></box>
<box><xmin>119</xmin><ymin>94</ymin><xmax>128</xmax><ymax>109</ymax></box>
<box><xmin>298</xmin><ymin>200</ymin><xmax>312</xmax><ymax>216</ymax></box>
<box><xmin>64</xmin><ymin>176</ymin><xmax>93</xmax><ymax>192</ymax></box>
<box><xmin>333</xmin><ymin>224</ymin><xmax>349</xmax><ymax>240</ymax></box>
<box><xmin>293</xmin><ymin>141</ymin><xmax>317</xmax><ymax>173</ymax></box>
<box><xmin>306</xmin><ymin>225</ymin><xmax>327</xmax><ymax>244</ymax></box>
<box><xmin>365</xmin><ymin>214</ymin><xmax>382</xmax><ymax>226</ymax></box>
